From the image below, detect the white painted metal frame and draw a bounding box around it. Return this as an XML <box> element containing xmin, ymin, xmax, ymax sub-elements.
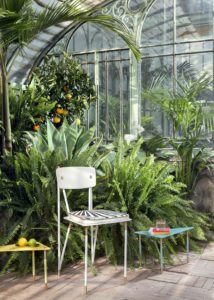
<box><xmin>56</xmin><ymin>166</ymin><xmax>131</xmax><ymax>293</ymax></box>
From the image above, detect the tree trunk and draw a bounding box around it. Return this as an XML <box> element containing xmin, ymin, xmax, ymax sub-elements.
<box><xmin>0</xmin><ymin>57</ymin><xmax>12</xmax><ymax>154</ymax></box>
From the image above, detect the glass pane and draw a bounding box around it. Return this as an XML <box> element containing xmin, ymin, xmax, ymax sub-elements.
<box><xmin>128</xmin><ymin>0</ymin><xmax>142</xmax><ymax>11</ymax></box>
<box><xmin>108</xmin><ymin>62</ymin><xmax>120</xmax><ymax>139</ymax></box>
<box><xmin>141</xmin><ymin>56</ymin><xmax>173</xmax><ymax>136</ymax></box>
<box><xmin>68</xmin><ymin>23</ymin><xmax>126</xmax><ymax>53</ymax></box>
<box><xmin>141</xmin><ymin>45</ymin><xmax>173</xmax><ymax>57</ymax></box>
<box><xmin>176</xmin><ymin>0</ymin><xmax>213</xmax><ymax>41</ymax></box>
<box><xmin>88</xmin><ymin>60</ymin><xmax>96</xmax><ymax>128</ymax></box>
<box><xmin>98</xmin><ymin>63</ymin><xmax>107</xmax><ymax>138</ymax></box>
<box><xmin>176</xmin><ymin>53</ymin><xmax>213</xmax><ymax>99</ymax></box>
<box><xmin>176</xmin><ymin>41</ymin><xmax>213</xmax><ymax>54</ymax></box>
<box><xmin>122</xmin><ymin>60</ymin><xmax>130</xmax><ymax>134</ymax></box>
<box><xmin>141</xmin><ymin>0</ymin><xmax>174</xmax><ymax>46</ymax></box>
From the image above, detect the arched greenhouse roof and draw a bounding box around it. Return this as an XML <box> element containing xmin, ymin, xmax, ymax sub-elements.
<box><xmin>7</xmin><ymin>0</ymin><xmax>112</xmax><ymax>84</ymax></box>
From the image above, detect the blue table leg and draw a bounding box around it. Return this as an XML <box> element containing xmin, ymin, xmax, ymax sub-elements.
<box><xmin>139</xmin><ymin>236</ymin><xmax>142</xmax><ymax>266</ymax></box>
<box><xmin>186</xmin><ymin>231</ymin><xmax>189</xmax><ymax>263</ymax></box>
<box><xmin>160</xmin><ymin>239</ymin><xmax>164</xmax><ymax>273</ymax></box>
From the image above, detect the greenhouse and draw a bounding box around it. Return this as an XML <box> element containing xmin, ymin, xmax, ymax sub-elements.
<box><xmin>0</xmin><ymin>0</ymin><xmax>214</xmax><ymax>299</ymax></box>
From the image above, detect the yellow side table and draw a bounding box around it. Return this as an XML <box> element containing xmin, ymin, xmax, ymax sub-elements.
<box><xmin>0</xmin><ymin>243</ymin><xmax>51</xmax><ymax>287</ymax></box>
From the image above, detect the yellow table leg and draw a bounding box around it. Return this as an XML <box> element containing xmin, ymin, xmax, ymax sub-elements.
<box><xmin>32</xmin><ymin>250</ymin><xmax>36</xmax><ymax>280</ymax></box>
<box><xmin>44</xmin><ymin>250</ymin><xmax>48</xmax><ymax>288</ymax></box>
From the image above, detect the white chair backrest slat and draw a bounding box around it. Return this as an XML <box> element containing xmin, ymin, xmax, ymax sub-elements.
<box><xmin>56</xmin><ymin>167</ymin><xmax>96</xmax><ymax>189</ymax></box>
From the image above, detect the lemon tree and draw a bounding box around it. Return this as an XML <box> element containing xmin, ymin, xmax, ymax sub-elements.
<box><xmin>33</xmin><ymin>53</ymin><xmax>97</xmax><ymax>127</ymax></box>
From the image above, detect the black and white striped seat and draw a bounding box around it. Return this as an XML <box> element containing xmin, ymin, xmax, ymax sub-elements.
<box><xmin>65</xmin><ymin>210</ymin><xmax>130</xmax><ymax>226</ymax></box>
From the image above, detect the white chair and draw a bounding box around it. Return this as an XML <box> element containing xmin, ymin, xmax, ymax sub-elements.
<box><xmin>56</xmin><ymin>166</ymin><xmax>131</xmax><ymax>292</ymax></box>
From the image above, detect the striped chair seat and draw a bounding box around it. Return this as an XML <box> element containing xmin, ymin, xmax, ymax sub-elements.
<box><xmin>65</xmin><ymin>210</ymin><xmax>130</xmax><ymax>226</ymax></box>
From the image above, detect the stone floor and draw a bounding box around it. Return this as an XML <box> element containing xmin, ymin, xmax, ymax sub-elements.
<box><xmin>0</xmin><ymin>243</ymin><xmax>214</xmax><ymax>300</ymax></box>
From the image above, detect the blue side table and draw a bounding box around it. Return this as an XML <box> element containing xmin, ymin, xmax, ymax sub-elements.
<box><xmin>135</xmin><ymin>227</ymin><xmax>193</xmax><ymax>272</ymax></box>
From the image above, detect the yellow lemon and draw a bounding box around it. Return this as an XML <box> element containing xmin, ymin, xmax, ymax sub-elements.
<box><xmin>56</xmin><ymin>107</ymin><xmax>64</xmax><ymax>115</ymax></box>
<box><xmin>62</xmin><ymin>109</ymin><xmax>69</xmax><ymax>116</ymax></box>
<box><xmin>53</xmin><ymin>116</ymin><xmax>61</xmax><ymax>124</ymax></box>
<box><xmin>65</xmin><ymin>93</ymin><xmax>72</xmax><ymax>101</ymax></box>
<box><xmin>17</xmin><ymin>237</ymin><xmax>28</xmax><ymax>247</ymax></box>
<box><xmin>75</xmin><ymin>118</ymin><xmax>81</xmax><ymax>126</ymax></box>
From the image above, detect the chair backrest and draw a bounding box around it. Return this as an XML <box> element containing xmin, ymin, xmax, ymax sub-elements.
<box><xmin>56</xmin><ymin>167</ymin><xmax>96</xmax><ymax>212</ymax></box>
<box><xmin>56</xmin><ymin>167</ymin><xmax>96</xmax><ymax>189</ymax></box>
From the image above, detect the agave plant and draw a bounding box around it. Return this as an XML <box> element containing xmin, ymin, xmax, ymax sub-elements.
<box><xmin>0</xmin><ymin>120</ymin><xmax>109</xmax><ymax>273</ymax></box>
<box><xmin>95</xmin><ymin>138</ymin><xmax>208</xmax><ymax>266</ymax></box>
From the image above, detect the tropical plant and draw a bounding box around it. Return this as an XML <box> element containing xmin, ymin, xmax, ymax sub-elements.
<box><xmin>0</xmin><ymin>119</ymin><xmax>109</xmax><ymax>274</ymax></box>
<box><xmin>96</xmin><ymin>138</ymin><xmax>208</xmax><ymax>266</ymax></box>
<box><xmin>0</xmin><ymin>0</ymin><xmax>143</xmax><ymax>154</ymax></box>
<box><xmin>32</xmin><ymin>53</ymin><xmax>96</xmax><ymax>127</ymax></box>
<box><xmin>9</xmin><ymin>82</ymin><xmax>55</xmax><ymax>152</ymax></box>
<box><xmin>142</xmin><ymin>73</ymin><xmax>214</xmax><ymax>196</ymax></box>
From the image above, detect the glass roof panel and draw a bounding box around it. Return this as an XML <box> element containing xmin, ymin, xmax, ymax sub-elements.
<box><xmin>7</xmin><ymin>0</ymin><xmax>110</xmax><ymax>84</ymax></box>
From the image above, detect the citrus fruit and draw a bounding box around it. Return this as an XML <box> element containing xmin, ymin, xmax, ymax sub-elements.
<box><xmin>56</xmin><ymin>107</ymin><xmax>64</xmax><ymax>114</ymax></box>
<box><xmin>62</xmin><ymin>109</ymin><xmax>69</xmax><ymax>116</ymax></box>
<box><xmin>28</xmin><ymin>238</ymin><xmax>37</xmax><ymax>247</ymax></box>
<box><xmin>17</xmin><ymin>237</ymin><xmax>28</xmax><ymax>247</ymax></box>
<box><xmin>53</xmin><ymin>116</ymin><xmax>61</xmax><ymax>124</ymax></box>
<box><xmin>65</xmin><ymin>93</ymin><xmax>72</xmax><ymax>101</ymax></box>
<box><xmin>75</xmin><ymin>118</ymin><xmax>81</xmax><ymax>126</ymax></box>
<box><xmin>32</xmin><ymin>124</ymin><xmax>40</xmax><ymax>131</ymax></box>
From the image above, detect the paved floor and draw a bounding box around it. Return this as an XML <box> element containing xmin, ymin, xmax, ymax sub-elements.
<box><xmin>0</xmin><ymin>243</ymin><xmax>214</xmax><ymax>300</ymax></box>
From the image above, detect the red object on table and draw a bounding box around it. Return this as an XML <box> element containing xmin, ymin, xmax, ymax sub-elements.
<box><xmin>149</xmin><ymin>227</ymin><xmax>171</xmax><ymax>234</ymax></box>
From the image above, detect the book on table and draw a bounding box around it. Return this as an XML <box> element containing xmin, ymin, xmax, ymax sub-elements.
<box><xmin>149</xmin><ymin>227</ymin><xmax>171</xmax><ymax>235</ymax></box>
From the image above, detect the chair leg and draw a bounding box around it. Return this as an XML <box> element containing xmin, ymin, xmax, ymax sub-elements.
<box><xmin>91</xmin><ymin>226</ymin><xmax>93</xmax><ymax>265</ymax></box>
<box><xmin>57</xmin><ymin>193</ymin><xmax>61</xmax><ymax>277</ymax></box>
<box><xmin>124</xmin><ymin>222</ymin><xmax>128</xmax><ymax>280</ymax></box>
<box><xmin>85</xmin><ymin>226</ymin><xmax>88</xmax><ymax>294</ymax></box>
<box><xmin>91</xmin><ymin>225</ymin><xmax>98</xmax><ymax>265</ymax></box>
<box><xmin>58</xmin><ymin>223</ymin><xmax>71</xmax><ymax>275</ymax></box>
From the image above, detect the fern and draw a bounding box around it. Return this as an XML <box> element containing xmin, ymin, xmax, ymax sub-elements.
<box><xmin>96</xmin><ymin>138</ymin><xmax>209</xmax><ymax>266</ymax></box>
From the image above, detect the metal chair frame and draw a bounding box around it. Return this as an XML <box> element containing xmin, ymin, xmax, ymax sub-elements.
<box><xmin>56</xmin><ymin>166</ymin><xmax>131</xmax><ymax>292</ymax></box>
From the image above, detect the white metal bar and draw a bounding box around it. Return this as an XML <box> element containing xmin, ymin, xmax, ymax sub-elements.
<box><xmin>91</xmin><ymin>225</ymin><xmax>94</xmax><ymax>264</ymax></box>
<box><xmin>60</xmin><ymin>223</ymin><xmax>71</xmax><ymax>269</ymax></box>
<box><xmin>57</xmin><ymin>187</ymin><xmax>61</xmax><ymax>277</ymax></box>
<box><xmin>85</xmin><ymin>227</ymin><xmax>88</xmax><ymax>294</ymax></box>
<box><xmin>91</xmin><ymin>225</ymin><xmax>98</xmax><ymax>264</ymax></box>
<box><xmin>62</xmin><ymin>189</ymin><xmax>70</xmax><ymax>214</ymax></box>
<box><xmin>88</xmin><ymin>187</ymin><xmax>93</xmax><ymax>210</ymax></box>
<box><xmin>124</xmin><ymin>222</ymin><xmax>127</xmax><ymax>279</ymax></box>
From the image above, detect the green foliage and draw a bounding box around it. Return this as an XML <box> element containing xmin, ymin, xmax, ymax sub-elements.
<box><xmin>96</xmin><ymin>138</ymin><xmax>208</xmax><ymax>266</ymax></box>
<box><xmin>9</xmin><ymin>82</ymin><xmax>55</xmax><ymax>152</ymax></box>
<box><xmin>142</xmin><ymin>73</ymin><xmax>214</xmax><ymax>195</ymax></box>
<box><xmin>0</xmin><ymin>120</ymin><xmax>108</xmax><ymax>274</ymax></box>
<box><xmin>0</xmin><ymin>121</ymin><xmax>209</xmax><ymax>273</ymax></box>
<box><xmin>32</xmin><ymin>53</ymin><xmax>97</xmax><ymax>126</ymax></box>
<box><xmin>0</xmin><ymin>0</ymin><xmax>142</xmax><ymax>154</ymax></box>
